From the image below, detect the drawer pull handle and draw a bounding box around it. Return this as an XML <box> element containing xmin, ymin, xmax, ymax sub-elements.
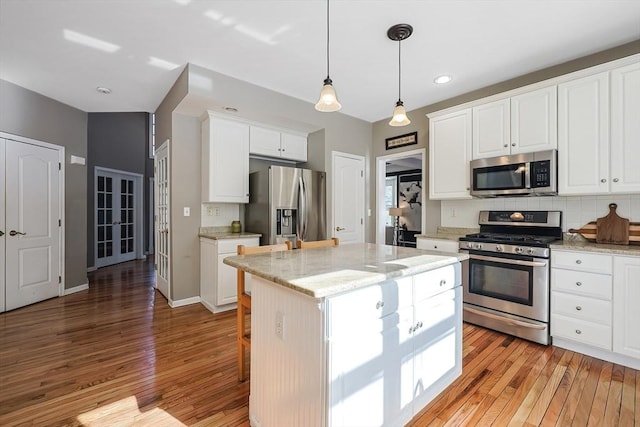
<box><xmin>576</xmin><ymin>306</ymin><xmax>582</xmax><ymax>311</ymax></box>
<box><xmin>575</xmin><ymin>329</ymin><xmax>582</xmax><ymax>335</ymax></box>
<box><xmin>576</xmin><ymin>281</ymin><xmax>582</xmax><ymax>287</ymax></box>
<box><xmin>575</xmin><ymin>260</ymin><xmax>582</xmax><ymax>264</ymax></box>
<box><xmin>375</xmin><ymin>301</ymin><xmax>384</xmax><ymax>310</ymax></box>
<box><xmin>440</xmin><ymin>279</ymin><xmax>446</xmax><ymax>286</ymax></box>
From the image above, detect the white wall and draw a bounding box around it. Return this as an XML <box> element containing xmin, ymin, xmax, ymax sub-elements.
<box><xmin>442</xmin><ymin>194</ymin><xmax>640</xmax><ymax>231</ymax></box>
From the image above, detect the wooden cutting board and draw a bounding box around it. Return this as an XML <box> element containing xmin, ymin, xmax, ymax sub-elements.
<box><xmin>596</xmin><ymin>203</ymin><xmax>630</xmax><ymax>244</ymax></box>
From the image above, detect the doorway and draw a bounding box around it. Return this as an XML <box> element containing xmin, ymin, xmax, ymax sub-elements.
<box><xmin>94</xmin><ymin>167</ymin><xmax>144</xmax><ymax>268</ymax></box>
<box><xmin>375</xmin><ymin>148</ymin><xmax>426</xmax><ymax>245</ymax></box>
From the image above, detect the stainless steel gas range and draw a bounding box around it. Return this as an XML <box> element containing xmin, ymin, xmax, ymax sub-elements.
<box><xmin>459</xmin><ymin>211</ymin><xmax>562</xmax><ymax>345</ymax></box>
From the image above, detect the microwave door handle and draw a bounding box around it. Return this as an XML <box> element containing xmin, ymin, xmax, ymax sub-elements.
<box><xmin>525</xmin><ymin>163</ymin><xmax>531</xmax><ymax>189</ymax></box>
<box><xmin>470</xmin><ymin>253</ymin><xmax>548</xmax><ymax>268</ymax></box>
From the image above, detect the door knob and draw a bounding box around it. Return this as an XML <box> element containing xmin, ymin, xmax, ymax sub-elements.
<box><xmin>335</xmin><ymin>226</ymin><xmax>345</xmax><ymax>231</ymax></box>
<box><xmin>9</xmin><ymin>230</ymin><xmax>27</xmax><ymax>236</ymax></box>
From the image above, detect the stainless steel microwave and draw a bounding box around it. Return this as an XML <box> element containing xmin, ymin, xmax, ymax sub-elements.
<box><xmin>470</xmin><ymin>149</ymin><xmax>557</xmax><ymax>197</ymax></box>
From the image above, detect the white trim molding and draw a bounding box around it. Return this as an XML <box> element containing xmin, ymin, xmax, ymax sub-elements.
<box><xmin>64</xmin><ymin>283</ymin><xmax>89</xmax><ymax>295</ymax></box>
<box><xmin>168</xmin><ymin>296</ymin><xmax>201</xmax><ymax>308</ymax></box>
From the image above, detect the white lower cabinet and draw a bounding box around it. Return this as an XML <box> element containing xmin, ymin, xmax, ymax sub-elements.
<box><xmin>416</xmin><ymin>237</ymin><xmax>460</xmax><ymax>253</ymax></box>
<box><xmin>200</xmin><ymin>237</ymin><xmax>259</xmax><ymax>313</ymax></box>
<box><xmin>551</xmin><ymin>249</ymin><xmax>640</xmax><ymax>369</ymax></box>
<box><xmin>248</xmin><ymin>262</ymin><xmax>463</xmax><ymax>427</ymax></box>
<box><xmin>613</xmin><ymin>256</ymin><xmax>640</xmax><ymax>359</ymax></box>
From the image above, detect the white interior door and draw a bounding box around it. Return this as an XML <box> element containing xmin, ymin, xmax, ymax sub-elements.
<box><xmin>95</xmin><ymin>169</ymin><xmax>140</xmax><ymax>268</ymax></box>
<box><xmin>4</xmin><ymin>139</ymin><xmax>61</xmax><ymax>311</ymax></box>
<box><xmin>332</xmin><ymin>152</ymin><xmax>365</xmax><ymax>244</ymax></box>
<box><xmin>0</xmin><ymin>140</ymin><xmax>6</xmax><ymax>312</ymax></box>
<box><xmin>154</xmin><ymin>141</ymin><xmax>170</xmax><ymax>299</ymax></box>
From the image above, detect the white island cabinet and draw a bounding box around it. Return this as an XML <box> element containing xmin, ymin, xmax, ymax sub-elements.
<box><xmin>224</xmin><ymin>243</ymin><xmax>466</xmax><ymax>427</ymax></box>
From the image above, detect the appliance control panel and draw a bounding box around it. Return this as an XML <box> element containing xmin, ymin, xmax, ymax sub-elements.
<box><xmin>459</xmin><ymin>241</ymin><xmax>550</xmax><ymax>258</ymax></box>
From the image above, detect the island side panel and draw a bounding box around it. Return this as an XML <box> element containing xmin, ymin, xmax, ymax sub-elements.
<box><xmin>249</xmin><ymin>276</ymin><xmax>326</xmax><ymax>427</ymax></box>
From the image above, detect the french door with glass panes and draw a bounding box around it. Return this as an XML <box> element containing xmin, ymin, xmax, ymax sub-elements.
<box><xmin>95</xmin><ymin>168</ymin><xmax>140</xmax><ymax>268</ymax></box>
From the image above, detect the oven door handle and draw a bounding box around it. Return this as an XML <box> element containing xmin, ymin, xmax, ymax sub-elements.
<box><xmin>469</xmin><ymin>253</ymin><xmax>548</xmax><ymax>268</ymax></box>
<box><xmin>464</xmin><ymin>306</ymin><xmax>547</xmax><ymax>330</ymax></box>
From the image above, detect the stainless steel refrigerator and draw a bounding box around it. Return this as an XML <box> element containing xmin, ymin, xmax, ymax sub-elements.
<box><xmin>245</xmin><ymin>166</ymin><xmax>326</xmax><ymax>248</ymax></box>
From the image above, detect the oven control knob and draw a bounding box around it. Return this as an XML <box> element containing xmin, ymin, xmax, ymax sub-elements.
<box><xmin>466</xmin><ymin>242</ymin><xmax>473</xmax><ymax>249</ymax></box>
<box><xmin>515</xmin><ymin>247</ymin><xmax>524</xmax><ymax>254</ymax></box>
<box><xmin>474</xmin><ymin>243</ymin><xmax>483</xmax><ymax>250</ymax></box>
<box><xmin>527</xmin><ymin>248</ymin><xmax>535</xmax><ymax>255</ymax></box>
<box><xmin>495</xmin><ymin>245</ymin><xmax>503</xmax><ymax>252</ymax></box>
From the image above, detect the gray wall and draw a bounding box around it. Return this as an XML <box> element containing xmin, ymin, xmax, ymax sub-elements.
<box><xmin>86</xmin><ymin>112</ymin><xmax>152</xmax><ymax>267</ymax></box>
<box><xmin>0</xmin><ymin>79</ymin><xmax>88</xmax><ymax>290</ymax></box>
<box><xmin>371</xmin><ymin>39</ymin><xmax>640</xmax><ymax>235</ymax></box>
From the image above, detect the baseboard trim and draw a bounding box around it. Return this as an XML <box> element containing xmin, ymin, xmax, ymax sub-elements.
<box><xmin>87</xmin><ymin>266</ymin><xmax>97</xmax><ymax>273</ymax></box>
<box><xmin>64</xmin><ymin>283</ymin><xmax>89</xmax><ymax>295</ymax></box>
<box><xmin>553</xmin><ymin>337</ymin><xmax>640</xmax><ymax>370</ymax></box>
<box><xmin>169</xmin><ymin>296</ymin><xmax>201</xmax><ymax>308</ymax></box>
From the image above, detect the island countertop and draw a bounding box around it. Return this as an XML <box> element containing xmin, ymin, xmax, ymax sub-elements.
<box><xmin>223</xmin><ymin>242</ymin><xmax>468</xmax><ymax>298</ymax></box>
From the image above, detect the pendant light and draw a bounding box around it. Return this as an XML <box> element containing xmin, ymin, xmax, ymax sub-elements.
<box><xmin>315</xmin><ymin>0</ymin><xmax>341</xmax><ymax>112</ymax></box>
<box><xmin>388</xmin><ymin>24</ymin><xmax>413</xmax><ymax>126</ymax></box>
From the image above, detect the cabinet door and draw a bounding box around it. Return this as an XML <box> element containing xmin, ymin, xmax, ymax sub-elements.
<box><xmin>429</xmin><ymin>109</ymin><xmax>472</xmax><ymax>199</ymax></box>
<box><xmin>412</xmin><ymin>287</ymin><xmax>462</xmax><ymax>411</ymax></box>
<box><xmin>472</xmin><ymin>98</ymin><xmax>510</xmax><ymax>159</ymax></box>
<box><xmin>613</xmin><ymin>256</ymin><xmax>640</xmax><ymax>359</ymax></box>
<box><xmin>216</xmin><ymin>253</ymin><xmax>238</xmax><ymax>305</ymax></box>
<box><xmin>249</xmin><ymin>125</ymin><xmax>281</xmax><ymax>158</ymax></box>
<box><xmin>511</xmin><ymin>86</ymin><xmax>557</xmax><ymax>154</ymax></box>
<box><xmin>280</xmin><ymin>132</ymin><xmax>307</xmax><ymax>162</ymax></box>
<box><xmin>558</xmin><ymin>72</ymin><xmax>610</xmax><ymax>195</ymax></box>
<box><xmin>202</xmin><ymin>116</ymin><xmax>250</xmax><ymax>203</ymax></box>
<box><xmin>610</xmin><ymin>62</ymin><xmax>640</xmax><ymax>193</ymax></box>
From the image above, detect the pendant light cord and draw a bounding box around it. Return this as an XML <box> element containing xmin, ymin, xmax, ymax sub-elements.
<box><xmin>397</xmin><ymin>38</ymin><xmax>402</xmax><ymax>102</ymax></box>
<box><xmin>326</xmin><ymin>0</ymin><xmax>330</xmax><ymax>79</ymax></box>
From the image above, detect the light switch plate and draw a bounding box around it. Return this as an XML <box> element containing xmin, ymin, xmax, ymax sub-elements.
<box><xmin>183</xmin><ymin>207</ymin><xmax>190</xmax><ymax>217</ymax></box>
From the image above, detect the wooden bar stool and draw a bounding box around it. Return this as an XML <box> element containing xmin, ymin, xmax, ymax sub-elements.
<box><xmin>236</xmin><ymin>241</ymin><xmax>292</xmax><ymax>382</ymax></box>
<box><xmin>297</xmin><ymin>237</ymin><xmax>339</xmax><ymax>249</ymax></box>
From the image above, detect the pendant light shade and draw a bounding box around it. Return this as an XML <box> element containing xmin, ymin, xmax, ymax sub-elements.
<box><xmin>388</xmin><ymin>24</ymin><xmax>413</xmax><ymax>127</ymax></box>
<box><xmin>315</xmin><ymin>0</ymin><xmax>341</xmax><ymax>112</ymax></box>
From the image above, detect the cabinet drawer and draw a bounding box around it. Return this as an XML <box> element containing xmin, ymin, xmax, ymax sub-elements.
<box><xmin>416</xmin><ymin>238</ymin><xmax>459</xmax><ymax>253</ymax></box>
<box><xmin>551</xmin><ymin>291</ymin><xmax>611</xmax><ymax>325</ymax></box>
<box><xmin>551</xmin><ymin>314</ymin><xmax>611</xmax><ymax>349</ymax></box>
<box><xmin>217</xmin><ymin>237</ymin><xmax>260</xmax><ymax>254</ymax></box>
<box><xmin>551</xmin><ymin>268</ymin><xmax>612</xmax><ymax>300</ymax></box>
<box><xmin>328</xmin><ymin>276</ymin><xmax>413</xmax><ymax>326</ymax></box>
<box><xmin>551</xmin><ymin>250</ymin><xmax>612</xmax><ymax>274</ymax></box>
<box><xmin>413</xmin><ymin>264</ymin><xmax>458</xmax><ymax>303</ymax></box>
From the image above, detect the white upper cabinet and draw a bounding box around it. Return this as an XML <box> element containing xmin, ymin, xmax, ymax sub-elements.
<box><xmin>610</xmin><ymin>62</ymin><xmax>640</xmax><ymax>194</ymax></box>
<box><xmin>511</xmin><ymin>86</ymin><xmax>558</xmax><ymax>154</ymax></box>
<box><xmin>429</xmin><ymin>108</ymin><xmax>472</xmax><ymax>200</ymax></box>
<box><xmin>280</xmin><ymin>132</ymin><xmax>308</xmax><ymax>162</ymax></box>
<box><xmin>202</xmin><ymin>114</ymin><xmax>250</xmax><ymax>203</ymax></box>
<box><xmin>472</xmin><ymin>98</ymin><xmax>510</xmax><ymax>159</ymax></box>
<box><xmin>249</xmin><ymin>125</ymin><xmax>307</xmax><ymax>162</ymax></box>
<box><xmin>472</xmin><ymin>86</ymin><xmax>557</xmax><ymax>160</ymax></box>
<box><xmin>558</xmin><ymin>71</ymin><xmax>613</xmax><ymax>196</ymax></box>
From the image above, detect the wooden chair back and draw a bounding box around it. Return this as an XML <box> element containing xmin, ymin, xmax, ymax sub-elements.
<box><xmin>297</xmin><ymin>237</ymin><xmax>339</xmax><ymax>249</ymax></box>
<box><xmin>236</xmin><ymin>241</ymin><xmax>291</xmax><ymax>382</ymax></box>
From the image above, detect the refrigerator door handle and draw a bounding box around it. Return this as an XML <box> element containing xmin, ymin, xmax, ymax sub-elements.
<box><xmin>298</xmin><ymin>176</ymin><xmax>307</xmax><ymax>241</ymax></box>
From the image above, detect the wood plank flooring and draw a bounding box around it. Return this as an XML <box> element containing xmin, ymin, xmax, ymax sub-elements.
<box><xmin>0</xmin><ymin>258</ymin><xmax>637</xmax><ymax>426</ymax></box>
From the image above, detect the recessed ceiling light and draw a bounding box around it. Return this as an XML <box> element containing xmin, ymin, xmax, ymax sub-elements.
<box><xmin>223</xmin><ymin>106</ymin><xmax>238</xmax><ymax>113</ymax></box>
<box><xmin>96</xmin><ymin>86</ymin><xmax>111</xmax><ymax>94</ymax></box>
<box><xmin>434</xmin><ymin>75</ymin><xmax>452</xmax><ymax>85</ymax></box>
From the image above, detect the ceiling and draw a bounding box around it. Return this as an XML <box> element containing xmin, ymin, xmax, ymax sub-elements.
<box><xmin>1</xmin><ymin>0</ymin><xmax>639</xmax><ymax>123</ymax></box>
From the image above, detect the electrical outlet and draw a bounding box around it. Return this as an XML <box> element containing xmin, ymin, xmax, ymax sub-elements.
<box><xmin>275</xmin><ymin>311</ymin><xmax>285</xmax><ymax>339</ymax></box>
<box><xmin>206</xmin><ymin>206</ymin><xmax>214</xmax><ymax>216</ymax></box>
<box><xmin>214</xmin><ymin>207</ymin><xmax>220</xmax><ymax>216</ymax></box>
<box><xmin>451</xmin><ymin>208</ymin><xmax>456</xmax><ymax>217</ymax></box>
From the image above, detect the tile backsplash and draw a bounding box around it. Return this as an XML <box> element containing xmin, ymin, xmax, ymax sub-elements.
<box><xmin>201</xmin><ymin>203</ymin><xmax>240</xmax><ymax>227</ymax></box>
<box><xmin>441</xmin><ymin>194</ymin><xmax>640</xmax><ymax>231</ymax></box>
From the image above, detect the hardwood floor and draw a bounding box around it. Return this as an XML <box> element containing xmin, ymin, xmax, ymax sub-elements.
<box><xmin>0</xmin><ymin>258</ymin><xmax>637</xmax><ymax>426</ymax></box>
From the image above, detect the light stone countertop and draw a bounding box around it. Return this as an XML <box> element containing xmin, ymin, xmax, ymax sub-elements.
<box><xmin>550</xmin><ymin>239</ymin><xmax>640</xmax><ymax>256</ymax></box>
<box><xmin>415</xmin><ymin>227</ymin><xmax>479</xmax><ymax>242</ymax></box>
<box><xmin>198</xmin><ymin>226</ymin><xmax>261</xmax><ymax>240</ymax></box>
<box><xmin>223</xmin><ymin>243</ymin><xmax>468</xmax><ymax>299</ymax></box>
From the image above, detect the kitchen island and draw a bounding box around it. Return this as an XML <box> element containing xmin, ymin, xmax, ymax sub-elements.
<box><xmin>224</xmin><ymin>243</ymin><xmax>468</xmax><ymax>427</ymax></box>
